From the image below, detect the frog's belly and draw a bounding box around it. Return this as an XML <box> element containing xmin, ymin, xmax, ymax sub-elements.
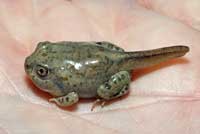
<box><xmin>65</xmin><ymin>70</ymin><xmax>115</xmax><ymax>98</ymax></box>
<box><xmin>74</xmin><ymin>76</ymin><xmax>110</xmax><ymax>98</ymax></box>
<box><xmin>77</xmin><ymin>87</ymin><xmax>98</xmax><ymax>98</ymax></box>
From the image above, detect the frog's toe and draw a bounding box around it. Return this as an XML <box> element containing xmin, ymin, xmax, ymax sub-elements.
<box><xmin>91</xmin><ymin>99</ymin><xmax>107</xmax><ymax>111</ymax></box>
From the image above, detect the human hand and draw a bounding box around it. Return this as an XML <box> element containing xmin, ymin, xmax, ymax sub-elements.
<box><xmin>0</xmin><ymin>0</ymin><xmax>199</xmax><ymax>134</ymax></box>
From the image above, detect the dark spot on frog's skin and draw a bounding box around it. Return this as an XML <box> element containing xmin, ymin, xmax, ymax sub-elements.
<box><xmin>73</xmin><ymin>84</ymin><xmax>77</xmax><ymax>87</ymax></box>
<box><xmin>25</xmin><ymin>64</ymin><xmax>30</xmax><ymax>69</ymax></box>
<box><xmin>105</xmin><ymin>83</ymin><xmax>111</xmax><ymax>90</ymax></box>
<box><xmin>99</xmin><ymin>47</ymin><xmax>105</xmax><ymax>52</ymax></box>
<box><xmin>96</xmin><ymin>42</ymin><xmax>102</xmax><ymax>45</ymax></box>
<box><xmin>69</xmin><ymin>75</ymin><xmax>72</xmax><ymax>78</ymax></box>
<box><xmin>123</xmin><ymin>84</ymin><xmax>129</xmax><ymax>91</ymax></box>
<box><xmin>121</xmin><ymin>74</ymin><xmax>125</xmax><ymax>79</ymax></box>
<box><xmin>113</xmin><ymin>80</ymin><xmax>117</xmax><ymax>84</ymax></box>
<box><xmin>42</xmin><ymin>53</ymin><xmax>47</xmax><ymax>57</ymax></box>
<box><xmin>58</xmin><ymin>97</ymin><xmax>64</xmax><ymax>103</ymax></box>
<box><xmin>126</xmin><ymin>84</ymin><xmax>129</xmax><ymax>90</ymax></box>
<box><xmin>65</xmin><ymin>97</ymin><xmax>69</xmax><ymax>102</ymax></box>
<box><xmin>63</xmin><ymin>77</ymin><xmax>68</xmax><ymax>81</ymax></box>
<box><xmin>112</xmin><ymin>92</ymin><xmax>119</xmax><ymax>97</ymax></box>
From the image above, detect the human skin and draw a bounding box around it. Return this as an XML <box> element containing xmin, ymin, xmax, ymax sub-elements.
<box><xmin>0</xmin><ymin>0</ymin><xmax>200</xmax><ymax>134</ymax></box>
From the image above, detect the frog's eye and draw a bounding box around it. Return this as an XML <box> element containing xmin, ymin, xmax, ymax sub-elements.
<box><xmin>36</xmin><ymin>65</ymin><xmax>49</xmax><ymax>78</ymax></box>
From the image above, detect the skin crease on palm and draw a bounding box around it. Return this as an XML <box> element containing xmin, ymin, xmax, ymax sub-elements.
<box><xmin>0</xmin><ymin>0</ymin><xmax>200</xmax><ymax>134</ymax></box>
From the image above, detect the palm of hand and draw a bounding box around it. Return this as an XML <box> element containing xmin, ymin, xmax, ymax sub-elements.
<box><xmin>0</xmin><ymin>1</ymin><xmax>199</xmax><ymax>134</ymax></box>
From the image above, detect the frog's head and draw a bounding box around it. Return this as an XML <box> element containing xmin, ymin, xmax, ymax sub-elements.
<box><xmin>24</xmin><ymin>41</ymin><xmax>65</xmax><ymax>96</ymax></box>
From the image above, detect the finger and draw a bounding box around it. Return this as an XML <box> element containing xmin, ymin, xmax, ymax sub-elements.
<box><xmin>136</xmin><ymin>0</ymin><xmax>200</xmax><ymax>31</ymax></box>
<box><xmin>0</xmin><ymin>95</ymin><xmax>116</xmax><ymax>134</ymax></box>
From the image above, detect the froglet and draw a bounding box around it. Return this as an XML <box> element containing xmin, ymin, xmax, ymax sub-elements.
<box><xmin>24</xmin><ymin>41</ymin><xmax>189</xmax><ymax>108</ymax></box>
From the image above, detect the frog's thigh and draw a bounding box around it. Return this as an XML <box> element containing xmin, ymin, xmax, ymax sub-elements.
<box><xmin>95</xmin><ymin>41</ymin><xmax>124</xmax><ymax>52</ymax></box>
<box><xmin>97</xmin><ymin>71</ymin><xmax>131</xmax><ymax>100</ymax></box>
<box><xmin>49</xmin><ymin>92</ymin><xmax>79</xmax><ymax>107</ymax></box>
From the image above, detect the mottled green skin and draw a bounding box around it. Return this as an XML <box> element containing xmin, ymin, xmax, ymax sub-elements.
<box><xmin>25</xmin><ymin>41</ymin><xmax>129</xmax><ymax>98</ymax></box>
<box><xmin>24</xmin><ymin>41</ymin><xmax>189</xmax><ymax>107</ymax></box>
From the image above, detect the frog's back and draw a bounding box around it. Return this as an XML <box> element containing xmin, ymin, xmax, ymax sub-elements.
<box><xmin>45</xmin><ymin>41</ymin><xmax>123</xmax><ymax>67</ymax></box>
<box><xmin>47</xmin><ymin>41</ymin><xmax>121</xmax><ymax>58</ymax></box>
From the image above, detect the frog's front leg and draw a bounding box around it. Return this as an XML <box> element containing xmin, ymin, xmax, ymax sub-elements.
<box><xmin>49</xmin><ymin>92</ymin><xmax>79</xmax><ymax>107</ymax></box>
<box><xmin>97</xmin><ymin>71</ymin><xmax>131</xmax><ymax>100</ymax></box>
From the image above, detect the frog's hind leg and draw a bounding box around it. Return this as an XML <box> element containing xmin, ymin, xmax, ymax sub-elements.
<box><xmin>95</xmin><ymin>41</ymin><xmax>124</xmax><ymax>52</ymax></box>
<box><xmin>92</xmin><ymin>82</ymin><xmax>129</xmax><ymax>111</ymax></box>
<box><xmin>97</xmin><ymin>71</ymin><xmax>131</xmax><ymax>100</ymax></box>
<box><xmin>49</xmin><ymin>92</ymin><xmax>79</xmax><ymax>107</ymax></box>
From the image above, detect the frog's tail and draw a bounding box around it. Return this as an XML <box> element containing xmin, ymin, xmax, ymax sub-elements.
<box><xmin>120</xmin><ymin>45</ymin><xmax>189</xmax><ymax>70</ymax></box>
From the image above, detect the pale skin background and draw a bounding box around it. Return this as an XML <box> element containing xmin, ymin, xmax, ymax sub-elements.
<box><xmin>0</xmin><ymin>0</ymin><xmax>200</xmax><ymax>134</ymax></box>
